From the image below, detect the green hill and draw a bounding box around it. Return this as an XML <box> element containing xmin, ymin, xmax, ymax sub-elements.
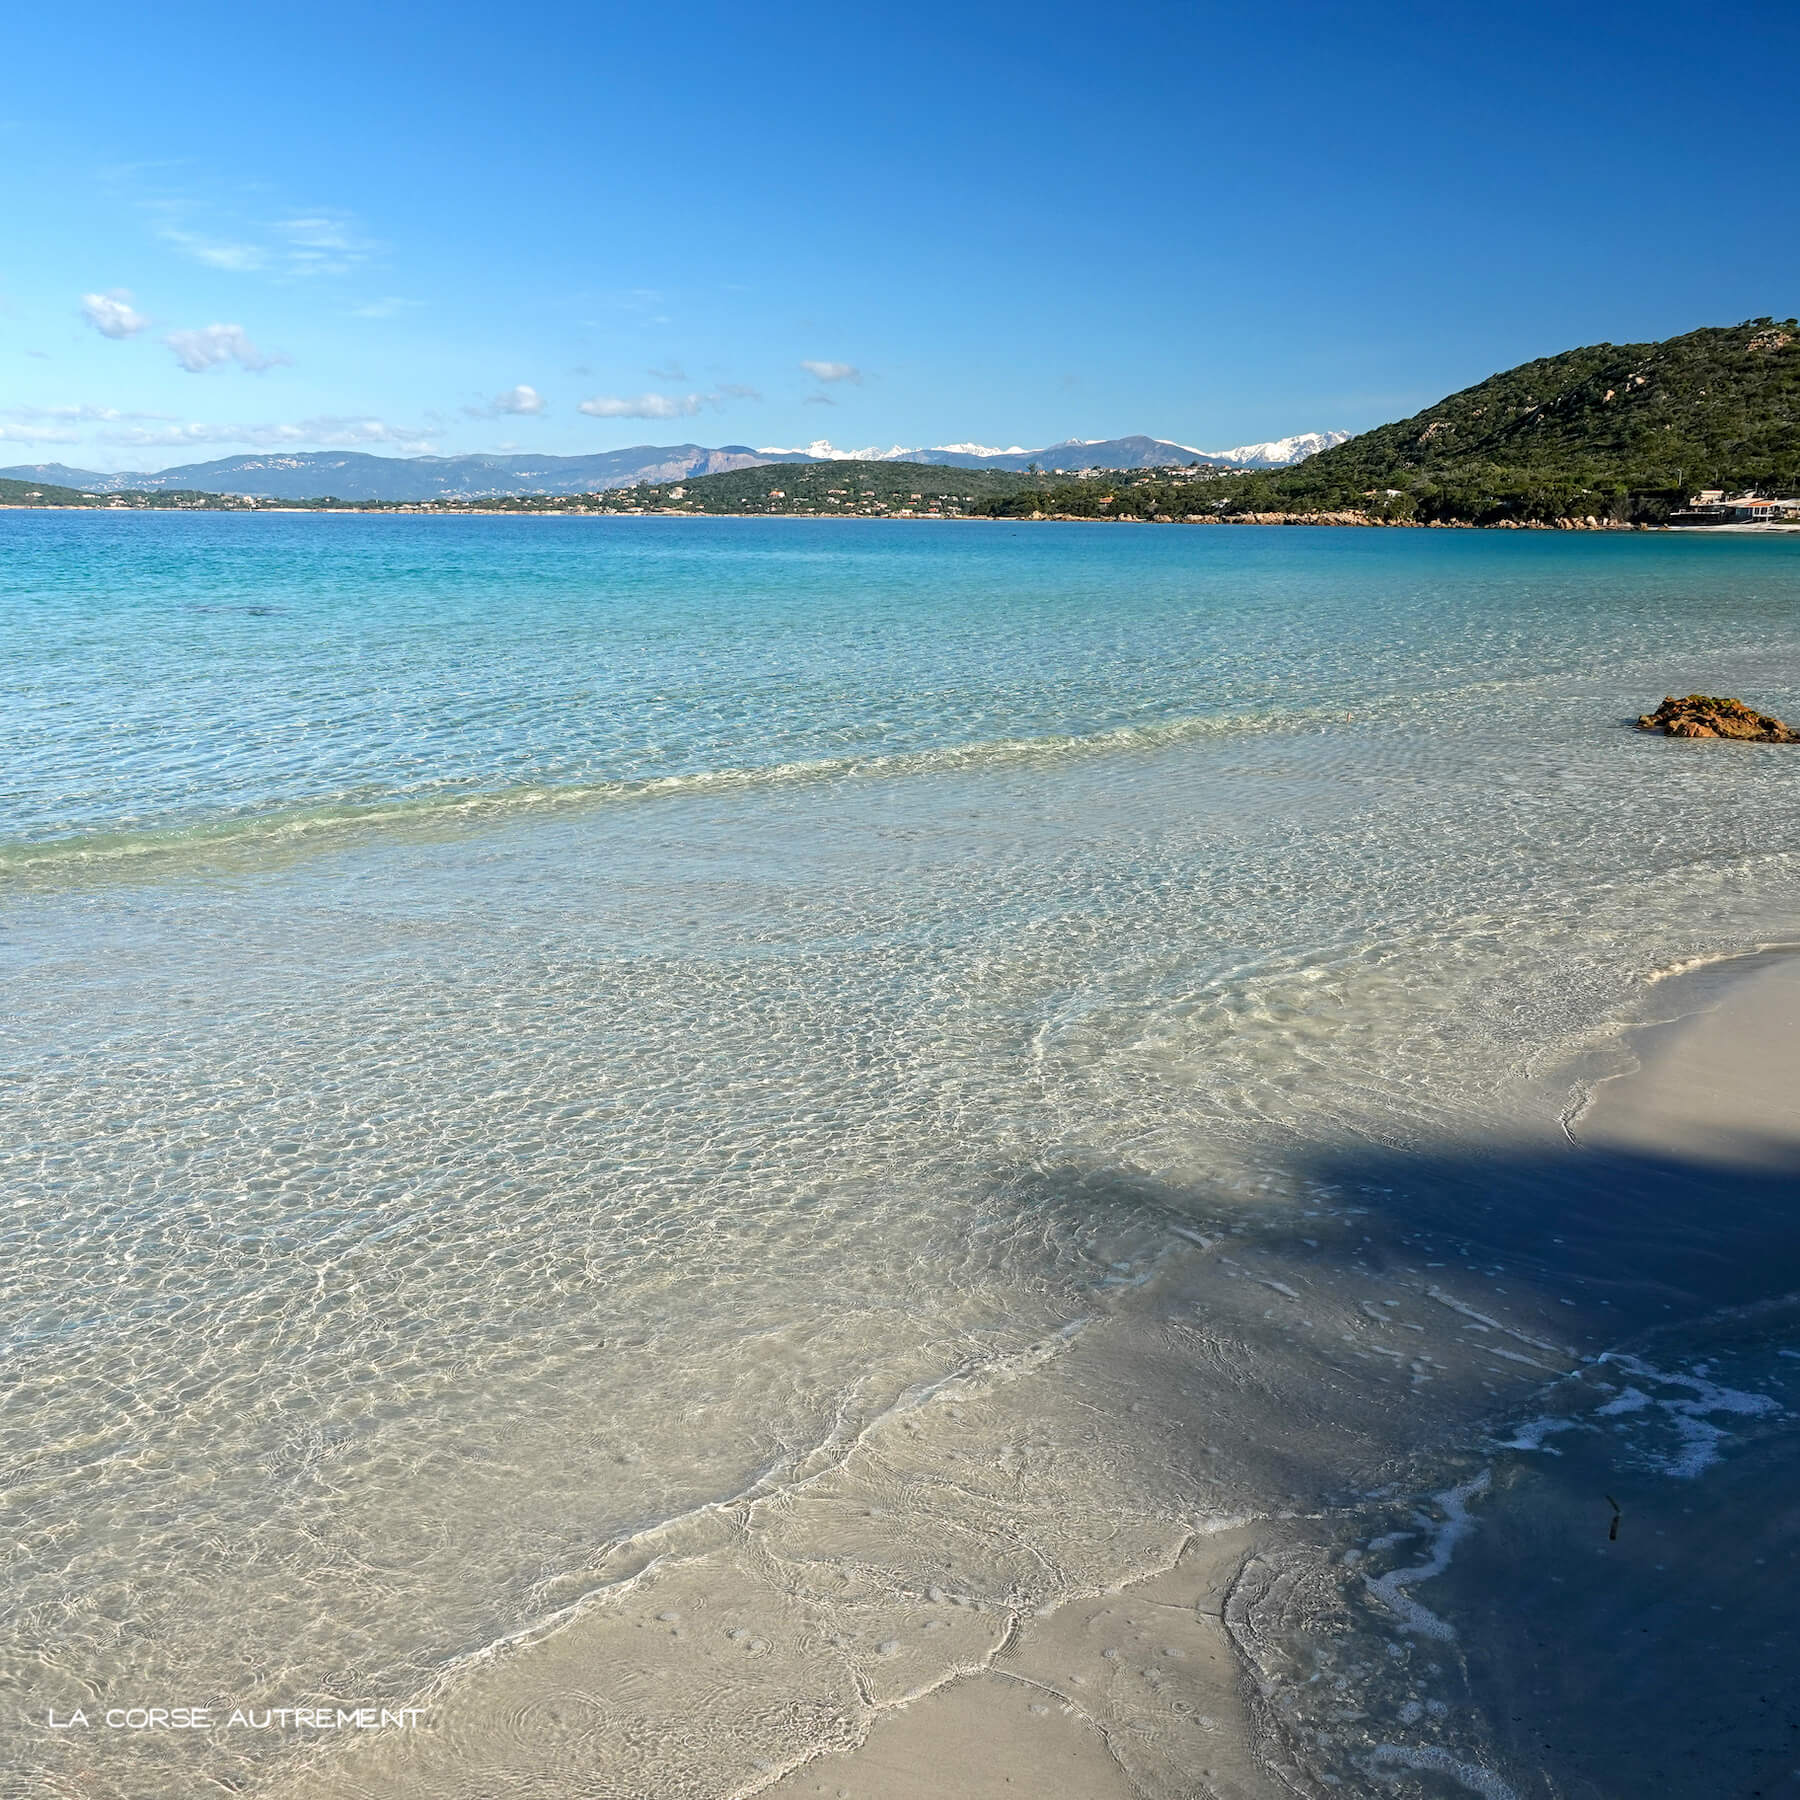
<box><xmin>625</xmin><ymin>459</ymin><xmax>1037</xmax><ymax>515</ymax></box>
<box><xmin>0</xmin><ymin>479</ymin><xmax>303</xmax><ymax>511</ymax></box>
<box><xmin>1224</xmin><ymin>317</ymin><xmax>1800</xmax><ymax>524</ymax></box>
<box><xmin>0</xmin><ymin>475</ymin><xmax>104</xmax><ymax>505</ymax></box>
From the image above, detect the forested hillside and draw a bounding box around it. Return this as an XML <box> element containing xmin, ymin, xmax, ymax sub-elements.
<box><xmin>0</xmin><ymin>476</ymin><xmax>102</xmax><ymax>506</ymax></box>
<box><xmin>1220</xmin><ymin>318</ymin><xmax>1800</xmax><ymax>524</ymax></box>
<box><xmin>630</xmin><ymin>460</ymin><xmax>1037</xmax><ymax>515</ymax></box>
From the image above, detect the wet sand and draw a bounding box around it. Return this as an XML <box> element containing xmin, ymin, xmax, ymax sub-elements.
<box><xmin>762</xmin><ymin>1530</ymin><xmax>1278</xmax><ymax>1800</ymax></box>
<box><xmin>1577</xmin><ymin>947</ymin><xmax>1800</xmax><ymax>1169</ymax></box>
<box><xmin>1435</xmin><ymin>950</ymin><xmax>1800</xmax><ymax>1800</ymax></box>
<box><xmin>772</xmin><ymin>951</ymin><xmax>1800</xmax><ymax>1800</ymax></box>
<box><xmin>251</xmin><ymin>952</ymin><xmax>1800</xmax><ymax>1800</ymax></box>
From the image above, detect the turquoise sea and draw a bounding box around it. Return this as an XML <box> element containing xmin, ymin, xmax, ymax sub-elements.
<box><xmin>5</xmin><ymin>513</ymin><xmax>1800</xmax><ymax>1798</ymax></box>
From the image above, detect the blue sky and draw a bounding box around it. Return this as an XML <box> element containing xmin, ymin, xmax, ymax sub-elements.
<box><xmin>4</xmin><ymin>0</ymin><xmax>1797</xmax><ymax>471</ymax></box>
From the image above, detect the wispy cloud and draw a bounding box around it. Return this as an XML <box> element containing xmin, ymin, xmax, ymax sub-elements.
<box><xmin>609</xmin><ymin>287</ymin><xmax>665</xmax><ymax>312</ymax></box>
<box><xmin>164</xmin><ymin>324</ymin><xmax>290</xmax><ymax>374</ymax></box>
<box><xmin>95</xmin><ymin>416</ymin><xmax>436</xmax><ymax>453</ymax></box>
<box><xmin>349</xmin><ymin>296</ymin><xmax>422</xmax><ymax>319</ymax></box>
<box><xmin>4</xmin><ymin>403</ymin><xmax>173</xmax><ymax>425</ymax></box>
<box><xmin>278</xmin><ymin>215</ymin><xmax>354</xmax><ymax>250</ymax></box>
<box><xmin>150</xmin><ymin>197</ymin><xmax>378</xmax><ymax>278</ymax></box>
<box><xmin>578</xmin><ymin>382</ymin><xmax>758</xmax><ymax>421</ymax></box>
<box><xmin>804</xmin><ymin>394</ymin><xmax>835</xmax><ymax>406</ymax></box>
<box><xmin>0</xmin><ymin>422</ymin><xmax>82</xmax><ymax>444</ymax></box>
<box><xmin>583</xmin><ymin>288</ymin><xmax>672</xmax><ymax>327</ymax></box>
<box><xmin>802</xmin><ymin>360</ymin><xmax>861</xmax><ymax>384</ymax></box>
<box><xmin>81</xmin><ymin>290</ymin><xmax>149</xmax><ymax>339</ymax></box>
<box><xmin>158</xmin><ymin>228</ymin><xmax>269</xmax><ymax>273</ymax></box>
<box><xmin>579</xmin><ymin>391</ymin><xmax>703</xmax><ymax>420</ymax></box>
<box><xmin>275</xmin><ymin>212</ymin><xmax>377</xmax><ymax>276</ymax></box>
<box><xmin>648</xmin><ymin>362</ymin><xmax>688</xmax><ymax>382</ymax></box>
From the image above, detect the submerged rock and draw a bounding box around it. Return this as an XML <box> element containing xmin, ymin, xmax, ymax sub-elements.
<box><xmin>1635</xmin><ymin>694</ymin><xmax>1800</xmax><ymax>742</ymax></box>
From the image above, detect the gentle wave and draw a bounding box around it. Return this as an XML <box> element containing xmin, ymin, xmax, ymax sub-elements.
<box><xmin>0</xmin><ymin>704</ymin><xmax>1326</xmax><ymax>881</ymax></box>
<box><xmin>1558</xmin><ymin>937</ymin><xmax>1800</xmax><ymax>1141</ymax></box>
<box><xmin>1639</xmin><ymin>942</ymin><xmax>1800</xmax><ymax>985</ymax></box>
<box><xmin>416</xmin><ymin>1317</ymin><xmax>1096</xmax><ymax>1696</ymax></box>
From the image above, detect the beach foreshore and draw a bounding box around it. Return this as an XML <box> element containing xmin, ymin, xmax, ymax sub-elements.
<box><xmin>1575</xmin><ymin>946</ymin><xmax>1800</xmax><ymax>1167</ymax></box>
<box><xmin>259</xmin><ymin>951</ymin><xmax>1800</xmax><ymax>1800</ymax></box>
<box><xmin>765</xmin><ymin>952</ymin><xmax>1800</xmax><ymax>1800</ymax></box>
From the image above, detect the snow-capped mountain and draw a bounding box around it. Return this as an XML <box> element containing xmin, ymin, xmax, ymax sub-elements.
<box><xmin>752</xmin><ymin>440</ymin><xmax>922</xmax><ymax>462</ymax></box>
<box><xmin>1204</xmin><ymin>431</ymin><xmax>1352</xmax><ymax>467</ymax></box>
<box><xmin>753</xmin><ymin>432</ymin><xmax>1349</xmax><ymax>471</ymax></box>
<box><xmin>2</xmin><ymin>430</ymin><xmax>1350</xmax><ymax>503</ymax></box>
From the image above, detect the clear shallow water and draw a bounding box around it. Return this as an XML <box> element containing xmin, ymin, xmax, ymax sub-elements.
<box><xmin>4</xmin><ymin>515</ymin><xmax>1799</xmax><ymax>1798</ymax></box>
<box><xmin>7</xmin><ymin>511</ymin><xmax>1797</xmax><ymax>860</ymax></box>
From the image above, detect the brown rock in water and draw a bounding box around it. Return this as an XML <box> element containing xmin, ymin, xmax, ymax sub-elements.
<box><xmin>1635</xmin><ymin>694</ymin><xmax>1800</xmax><ymax>742</ymax></box>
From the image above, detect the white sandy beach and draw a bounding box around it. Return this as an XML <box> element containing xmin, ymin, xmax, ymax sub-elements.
<box><xmin>253</xmin><ymin>951</ymin><xmax>1800</xmax><ymax>1800</ymax></box>
<box><xmin>10</xmin><ymin>516</ymin><xmax>1799</xmax><ymax>1800</ymax></box>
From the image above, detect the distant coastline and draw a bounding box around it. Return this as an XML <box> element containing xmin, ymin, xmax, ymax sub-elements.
<box><xmin>7</xmin><ymin>500</ymin><xmax>1796</xmax><ymax>532</ymax></box>
<box><xmin>7</xmin><ymin>316</ymin><xmax>1795</xmax><ymax>531</ymax></box>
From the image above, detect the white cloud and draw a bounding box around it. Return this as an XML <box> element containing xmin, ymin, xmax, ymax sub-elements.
<box><xmin>577</xmin><ymin>383</ymin><xmax>757</xmax><ymax>421</ymax></box>
<box><xmin>648</xmin><ymin>362</ymin><xmax>688</xmax><ymax>382</ymax></box>
<box><xmin>0</xmin><ymin>403</ymin><xmax>179</xmax><ymax>448</ymax></box>
<box><xmin>462</xmin><ymin>384</ymin><xmax>547</xmax><ymax>420</ymax></box>
<box><xmin>159</xmin><ymin>228</ymin><xmax>269</xmax><ymax>273</ymax></box>
<box><xmin>152</xmin><ymin>204</ymin><xmax>376</xmax><ymax>278</ymax></box>
<box><xmin>579</xmin><ymin>391</ymin><xmax>702</xmax><ymax>420</ymax></box>
<box><xmin>279</xmin><ymin>215</ymin><xmax>355</xmax><ymax>251</ymax></box>
<box><xmin>82</xmin><ymin>290</ymin><xmax>149</xmax><ymax>339</ymax></box>
<box><xmin>164</xmin><ymin>324</ymin><xmax>290</xmax><ymax>375</ymax></box>
<box><xmin>275</xmin><ymin>212</ymin><xmax>376</xmax><ymax>275</ymax></box>
<box><xmin>802</xmin><ymin>360</ymin><xmax>861</xmax><ymax>384</ymax></box>
<box><xmin>350</xmin><ymin>296</ymin><xmax>422</xmax><ymax>319</ymax></box>
<box><xmin>4</xmin><ymin>403</ymin><xmax>167</xmax><ymax>425</ymax></box>
<box><xmin>95</xmin><ymin>416</ymin><xmax>436</xmax><ymax>453</ymax></box>
<box><xmin>0</xmin><ymin>422</ymin><xmax>82</xmax><ymax>443</ymax></box>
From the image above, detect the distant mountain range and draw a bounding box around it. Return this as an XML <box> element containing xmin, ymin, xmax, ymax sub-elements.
<box><xmin>15</xmin><ymin>318</ymin><xmax>1790</xmax><ymax>525</ymax></box>
<box><xmin>759</xmin><ymin>432</ymin><xmax>1350</xmax><ymax>471</ymax></box>
<box><xmin>0</xmin><ymin>431</ymin><xmax>1347</xmax><ymax>502</ymax></box>
<box><xmin>0</xmin><ymin>446</ymin><xmax>779</xmax><ymax>503</ymax></box>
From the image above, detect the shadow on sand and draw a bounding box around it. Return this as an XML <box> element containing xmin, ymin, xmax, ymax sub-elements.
<box><xmin>1045</xmin><ymin>1115</ymin><xmax>1800</xmax><ymax>1800</ymax></box>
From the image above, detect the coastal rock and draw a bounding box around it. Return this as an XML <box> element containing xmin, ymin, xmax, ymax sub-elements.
<box><xmin>1635</xmin><ymin>694</ymin><xmax>1800</xmax><ymax>742</ymax></box>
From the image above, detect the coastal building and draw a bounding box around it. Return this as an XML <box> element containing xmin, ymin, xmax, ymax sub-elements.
<box><xmin>1670</xmin><ymin>492</ymin><xmax>1800</xmax><ymax>526</ymax></box>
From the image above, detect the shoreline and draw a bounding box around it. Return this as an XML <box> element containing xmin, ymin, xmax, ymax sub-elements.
<box><xmin>11</xmin><ymin>520</ymin><xmax>1800</xmax><ymax>1800</ymax></box>
<box><xmin>1573</xmin><ymin>943</ymin><xmax>1800</xmax><ymax>1167</ymax></box>
<box><xmin>258</xmin><ymin>950</ymin><xmax>1800</xmax><ymax>1800</ymax></box>
<box><xmin>5</xmin><ymin>501</ymin><xmax>1798</xmax><ymax>532</ymax></box>
<box><xmin>769</xmin><ymin>951</ymin><xmax>1800</xmax><ymax>1800</ymax></box>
